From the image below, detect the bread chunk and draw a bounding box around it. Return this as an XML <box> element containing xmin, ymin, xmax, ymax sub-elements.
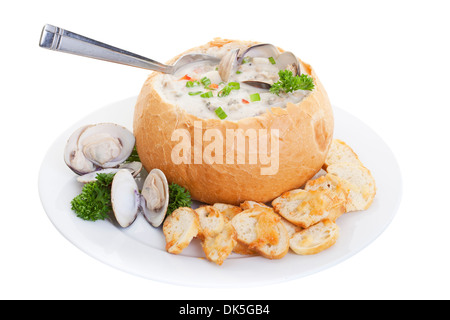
<box><xmin>195</xmin><ymin>205</ymin><xmax>226</xmax><ymax>239</ymax></box>
<box><xmin>272</xmin><ymin>189</ymin><xmax>344</xmax><ymax>228</ymax></box>
<box><xmin>240</xmin><ymin>200</ymin><xmax>302</xmax><ymax>238</ymax></box>
<box><xmin>196</xmin><ymin>205</ymin><xmax>237</xmax><ymax>264</ymax></box>
<box><xmin>290</xmin><ymin>219</ymin><xmax>339</xmax><ymax>255</ymax></box>
<box><xmin>239</xmin><ymin>201</ymin><xmax>269</xmax><ymax>210</ymax></box>
<box><xmin>163</xmin><ymin>207</ymin><xmax>199</xmax><ymax>254</ymax></box>
<box><xmin>213</xmin><ymin>203</ymin><xmax>242</xmax><ymax>220</ymax></box>
<box><xmin>213</xmin><ymin>203</ymin><xmax>255</xmax><ymax>255</ymax></box>
<box><xmin>305</xmin><ymin>173</ymin><xmax>359</xmax><ymax>216</ymax></box>
<box><xmin>231</xmin><ymin>207</ymin><xmax>289</xmax><ymax>259</ymax></box>
<box><xmin>323</xmin><ymin>139</ymin><xmax>361</xmax><ymax>169</ymax></box>
<box><xmin>326</xmin><ymin>162</ymin><xmax>376</xmax><ymax>211</ymax></box>
<box><xmin>201</xmin><ymin>221</ymin><xmax>237</xmax><ymax>265</ymax></box>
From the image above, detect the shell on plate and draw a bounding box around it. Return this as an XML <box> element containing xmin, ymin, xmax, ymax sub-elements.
<box><xmin>64</xmin><ymin>123</ymin><xmax>135</xmax><ymax>175</ymax></box>
<box><xmin>110</xmin><ymin>168</ymin><xmax>169</xmax><ymax>228</ymax></box>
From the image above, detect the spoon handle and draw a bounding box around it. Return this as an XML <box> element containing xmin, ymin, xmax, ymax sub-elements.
<box><xmin>39</xmin><ymin>24</ymin><xmax>170</xmax><ymax>73</ymax></box>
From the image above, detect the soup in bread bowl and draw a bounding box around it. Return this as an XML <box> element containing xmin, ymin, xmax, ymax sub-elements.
<box><xmin>133</xmin><ymin>38</ymin><xmax>333</xmax><ymax>205</ymax></box>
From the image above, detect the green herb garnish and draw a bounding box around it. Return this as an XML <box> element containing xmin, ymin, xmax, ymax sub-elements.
<box><xmin>241</xmin><ymin>56</ymin><xmax>252</xmax><ymax>64</ymax></box>
<box><xmin>167</xmin><ymin>183</ymin><xmax>192</xmax><ymax>216</ymax></box>
<box><xmin>201</xmin><ymin>77</ymin><xmax>211</xmax><ymax>87</ymax></box>
<box><xmin>270</xmin><ymin>70</ymin><xmax>315</xmax><ymax>95</ymax></box>
<box><xmin>70</xmin><ymin>173</ymin><xmax>115</xmax><ymax>221</ymax></box>
<box><xmin>186</xmin><ymin>80</ymin><xmax>200</xmax><ymax>88</ymax></box>
<box><xmin>189</xmin><ymin>91</ymin><xmax>203</xmax><ymax>96</ymax></box>
<box><xmin>215</xmin><ymin>107</ymin><xmax>228</xmax><ymax>120</ymax></box>
<box><xmin>200</xmin><ymin>91</ymin><xmax>214</xmax><ymax>98</ymax></box>
<box><xmin>249</xmin><ymin>93</ymin><xmax>261</xmax><ymax>102</ymax></box>
<box><xmin>236</xmin><ymin>70</ymin><xmax>242</xmax><ymax>74</ymax></box>
<box><xmin>268</xmin><ymin>57</ymin><xmax>276</xmax><ymax>65</ymax></box>
<box><xmin>218</xmin><ymin>82</ymin><xmax>240</xmax><ymax>97</ymax></box>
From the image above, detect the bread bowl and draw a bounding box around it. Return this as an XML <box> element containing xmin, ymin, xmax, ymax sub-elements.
<box><xmin>133</xmin><ymin>38</ymin><xmax>334</xmax><ymax>205</ymax></box>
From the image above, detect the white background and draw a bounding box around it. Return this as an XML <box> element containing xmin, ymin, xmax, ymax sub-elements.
<box><xmin>1</xmin><ymin>0</ymin><xmax>449</xmax><ymax>300</ymax></box>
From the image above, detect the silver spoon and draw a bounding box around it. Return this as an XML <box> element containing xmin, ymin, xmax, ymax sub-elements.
<box><xmin>39</xmin><ymin>24</ymin><xmax>220</xmax><ymax>74</ymax></box>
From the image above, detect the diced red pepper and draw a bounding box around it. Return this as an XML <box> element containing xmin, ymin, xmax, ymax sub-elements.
<box><xmin>209</xmin><ymin>83</ymin><xmax>219</xmax><ymax>89</ymax></box>
<box><xmin>179</xmin><ymin>74</ymin><xmax>192</xmax><ymax>81</ymax></box>
<box><xmin>242</xmin><ymin>99</ymin><xmax>249</xmax><ymax>104</ymax></box>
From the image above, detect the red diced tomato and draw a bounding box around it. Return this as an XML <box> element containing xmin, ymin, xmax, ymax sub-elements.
<box><xmin>179</xmin><ymin>74</ymin><xmax>192</xmax><ymax>81</ymax></box>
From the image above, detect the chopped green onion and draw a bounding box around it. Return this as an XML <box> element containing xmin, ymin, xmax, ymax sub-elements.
<box><xmin>215</xmin><ymin>107</ymin><xmax>227</xmax><ymax>120</ymax></box>
<box><xmin>200</xmin><ymin>91</ymin><xmax>214</xmax><ymax>98</ymax></box>
<box><xmin>186</xmin><ymin>80</ymin><xmax>200</xmax><ymax>88</ymax></box>
<box><xmin>268</xmin><ymin>57</ymin><xmax>276</xmax><ymax>65</ymax></box>
<box><xmin>218</xmin><ymin>82</ymin><xmax>241</xmax><ymax>97</ymax></box>
<box><xmin>201</xmin><ymin>77</ymin><xmax>211</xmax><ymax>87</ymax></box>
<box><xmin>188</xmin><ymin>91</ymin><xmax>202</xmax><ymax>96</ymax></box>
<box><xmin>228</xmin><ymin>82</ymin><xmax>240</xmax><ymax>90</ymax></box>
<box><xmin>241</xmin><ymin>56</ymin><xmax>251</xmax><ymax>64</ymax></box>
<box><xmin>218</xmin><ymin>87</ymin><xmax>231</xmax><ymax>97</ymax></box>
<box><xmin>250</xmin><ymin>93</ymin><xmax>261</xmax><ymax>102</ymax></box>
<box><xmin>236</xmin><ymin>70</ymin><xmax>242</xmax><ymax>74</ymax></box>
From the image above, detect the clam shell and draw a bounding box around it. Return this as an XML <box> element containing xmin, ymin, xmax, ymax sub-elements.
<box><xmin>76</xmin><ymin>161</ymin><xmax>143</xmax><ymax>184</ymax></box>
<box><xmin>111</xmin><ymin>169</ymin><xmax>140</xmax><ymax>228</ymax></box>
<box><xmin>141</xmin><ymin>168</ymin><xmax>169</xmax><ymax>228</ymax></box>
<box><xmin>218</xmin><ymin>48</ymin><xmax>240</xmax><ymax>82</ymax></box>
<box><xmin>64</xmin><ymin>123</ymin><xmax>135</xmax><ymax>175</ymax></box>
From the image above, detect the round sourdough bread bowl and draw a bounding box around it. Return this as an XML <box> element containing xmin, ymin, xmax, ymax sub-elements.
<box><xmin>133</xmin><ymin>38</ymin><xmax>334</xmax><ymax>205</ymax></box>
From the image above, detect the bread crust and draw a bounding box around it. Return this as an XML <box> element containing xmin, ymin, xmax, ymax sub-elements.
<box><xmin>231</xmin><ymin>207</ymin><xmax>289</xmax><ymax>259</ymax></box>
<box><xmin>272</xmin><ymin>189</ymin><xmax>343</xmax><ymax>228</ymax></box>
<box><xmin>163</xmin><ymin>207</ymin><xmax>199</xmax><ymax>254</ymax></box>
<box><xmin>133</xmin><ymin>39</ymin><xmax>334</xmax><ymax>205</ymax></box>
<box><xmin>289</xmin><ymin>219</ymin><xmax>339</xmax><ymax>255</ymax></box>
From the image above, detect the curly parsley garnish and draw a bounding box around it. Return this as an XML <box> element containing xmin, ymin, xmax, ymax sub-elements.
<box><xmin>270</xmin><ymin>70</ymin><xmax>315</xmax><ymax>96</ymax></box>
<box><xmin>167</xmin><ymin>183</ymin><xmax>192</xmax><ymax>216</ymax></box>
<box><xmin>71</xmin><ymin>173</ymin><xmax>115</xmax><ymax>221</ymax></box>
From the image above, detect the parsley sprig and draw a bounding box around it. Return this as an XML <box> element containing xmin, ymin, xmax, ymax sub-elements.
<box><xmin>167</xmin><ymin>183</ymin><xmax>192</xmax><ymax>216</ymax></box>
<box><xmin>71</xmin><ymin>173</ymin><xmax>115</xmax><ymax>221</ymax></box>
<box><xmin>270</xmin><ymin>70</ymin><xmax>315</xmax><ymax>96</ymax></box>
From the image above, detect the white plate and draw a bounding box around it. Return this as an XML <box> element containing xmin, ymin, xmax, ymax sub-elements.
<box><xmin>38</xmin><ymin>96</ymin><xmax>402</xmax><ymax>287</ymax></box>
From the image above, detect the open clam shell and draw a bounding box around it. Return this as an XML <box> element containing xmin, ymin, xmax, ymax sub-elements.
<box><xmin>276</xmin><ymin>51</ymin><xmax>301</xmax><ymax>76</ymax></box>
<box><xmin>141</xmin><ymin>169</ymin><xmax>169</xmax><ymax>228</ymax></box>
<box><xmin>236</xmin><ymin>44</ymin><xmax>301</xmax><ymax>88</ymax></box>
<box><xmin>64</xmin><ymin>123</ymin><xmax>135</xmax><ymax>175</ymax></box>
<box><xmin>218</xmin><ymin>48</ymin><xmax>240</xmax><ymax>82</ymax></box>
<box><xmin>111</xmin><ymin>169</ymin><xmax>141</xmax><ymax>228</ymax></box>
<box><xmin>76</xmin><ymin>161</ymin><xmax>143</xmax><ymax>184</ymax></box>
<box><xmin>64</xmin><ymin>124</ymin><xmax>97</xmax><ymax>175</ymax></box>
<box><xmin>237</xmin><ymin>43</ymin><xmax>280</xmax><ymax>64</ymax></box>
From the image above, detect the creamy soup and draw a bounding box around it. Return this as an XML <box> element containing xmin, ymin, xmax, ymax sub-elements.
<box><xmin>155</xmin><ymin>45</ymin><xmax>313</xmax><ymax>121</ymax></box>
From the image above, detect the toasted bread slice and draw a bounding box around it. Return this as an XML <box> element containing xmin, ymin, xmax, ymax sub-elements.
<box><xmin>240</xmin><ymin>200</ymin><xmax>301</xmax><ymax>238</ymax></box>
<box><xmin>213</xmin><ymin>203</ymin><xmax>242</xmax><ymax>220</ymax></box>
<box><xmin>304</xmin><ymin>173</ymin><xmax>359</xmax><ymax>216</ymax></box>
<box><xmin>195</xmin><ymin>205</ymin><xmax>226</xmax><ymax>239</ymax></box>
<box><xmin>272</xmin><ymin>189</ymin><xmax>344</xmax><ymax>228</ymax></box>
<box><xmin>323</xmin><ymin>139</ymin><xmax>361</xmax><ymax>170</ymax></box>
<box><xmin>326</xmin><ymin>162</ymin><xmax>376</xmax><ymax>211</ymax></box>
<box><xmin>201</xmin><ymin>220</ymin><xmax>237</xmax><ymax>265</ymax></box>
<box><xmin>240</xmin><ymin>200</ymin><xmax>269</xmax><ymax>210</ymax></box>
<box><xmin>212</xmin><ymin>203</ymin><xmax>255</xmax><ymax>255</ymax></box>
<box><xmin>163</xmin><ymin>207</ymin><xmax>199</xmax><ymax>254</ymax></box>
<box><xmin>195</xmin><ymin>205</ymin><xmax>237</xmax><ymax>264</ymax></box>
<box><xmin>290</xmin><ymin>219</ymin><xmax>339</xmax><ymax>255</ymax></box>
<box><xmin>280</xmin><ymin>218</ymin><xmax>303</xmax><ymax>238</ymax></box>
<box><xmin>231</xmin><ymin>207</ymin><xmax>289</xmax><ymax>259</ymax></box>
